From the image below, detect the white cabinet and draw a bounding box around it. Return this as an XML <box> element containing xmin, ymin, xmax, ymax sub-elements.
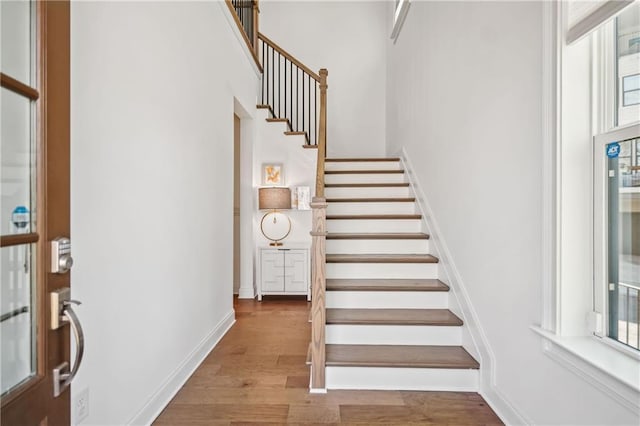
<box><xmin>258</xmin><ymin>246</ymin><xmax>310</xmax><ymax>300</ymax></box>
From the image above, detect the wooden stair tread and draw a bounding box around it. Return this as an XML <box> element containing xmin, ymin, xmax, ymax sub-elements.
<box><xmin>326</xmin><ymin>254</ymin><xmax>438</xmax><ymax>264</ymax></box>
<box><xmin>326</xmin><ymin>309</ymin><xmax>463</xmax><ymax>326</ymax></box>
<box><xmin>325</xmin><ymin>183</ymin><xmax>409</xmax><ymax>188</ymax></box>
<box><xmin>327</xmin><ymin>214</ymin><xmax>421</xmax><ymax>220</ymax></box>
<box><xmin>302</xmin><ymin>145</ymin><xmax>317</xmax><ymax>149</ymax></box>
<box><xmin>327</xmin><ymin>233</ymin><xmax>429</xmax><ymax>240</ymax></box>
<box><xmin>326</xmin><ymin>279</ymin><xmax>449</xmax><ymax>292</ymax></box>
<box><xmin>325</xmin><ymin>158</ymin><xmax>401</xmax><ymax>162</ymax></box>
<box><xmin>325</xmin><ymin>170</ymin><xmax>405</xmax><ymax>175</ymax></box>
<box><xmin>266</xmin><ymin>117</ymin><xmax>289</xmax><ymax>122</ymax></box>
<box><xmin>326</xmin><ymin>197</ymin><xmax>415</xmax><ymax>203</ymax></box>
<box><xmin>326</xmin><ymin>344</ymin><xmax>479</xmax><ymax>369</ymax></box>
<box><xmin>284</xmin><ymin>131</ymin><xmax>306</xmax><ymax>136</ymax></box>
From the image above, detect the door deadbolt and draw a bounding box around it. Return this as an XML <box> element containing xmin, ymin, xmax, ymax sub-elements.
<box><xmin>51</xmin><ymin>237</ymin><xmax>73</xmax><ymax>274</ymax></box>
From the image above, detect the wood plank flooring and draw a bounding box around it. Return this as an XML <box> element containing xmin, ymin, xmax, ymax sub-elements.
<box><xmin>154</xmin><ymin>298</ymin><xmax>502</xmax><ymax>425</ymax></box>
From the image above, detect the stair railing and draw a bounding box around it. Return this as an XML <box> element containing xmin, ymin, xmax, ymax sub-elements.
<box><xmin>257</xmin><ymin>31</ymin><xmax>329</xmax><ymax>391</ymax></box>
<box><xmin>226</xmin><ymin>0</ymin><xmax>261</xmax><ymax>69</ymax></box>
<box><xmin>258</xmin><ymin>33</ymin><xmax>327</xmax><ymax>150</ymax></box>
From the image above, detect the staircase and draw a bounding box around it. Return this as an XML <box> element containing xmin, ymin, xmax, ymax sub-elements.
<box><xmin>317</xmin><ymin>157</ymin><xmax>479</xmax><ymax>391</ymax></box>
<box><xmin>236</xmin><ymin>9</ymin><xmax>478</xmax><ymax>391</ymax></box>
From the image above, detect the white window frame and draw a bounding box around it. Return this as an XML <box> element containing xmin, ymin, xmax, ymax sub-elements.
<box><xmin>533</xmin><ymin>0</ymin><xmax>640</xmax><ymax>413</ymax></box>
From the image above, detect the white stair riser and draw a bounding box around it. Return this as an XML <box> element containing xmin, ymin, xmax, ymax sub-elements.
<box><xmin>326</xmin><ymin>367</ymin><xmax>479</xmax><ymax>391</ymax></box>
<box><xmin>325</xmin><ymin>187</ymin><xmax>411</xmax><ymax>198</ymax></box>
<box><xmin>324</xmin><ymin>173</ymin><xmax>406</xmax><ymax>184</ymax></box>
<box><xmin>325</xmin><ymin>161</ymin><xmax>402</xmax><ymax>171</ymax></box>
<box><xmin>327</xmin><ymin>202</ymin><xmax>416</xmax><ymax>215</ymax></box>
<box><xmin>326</xmin><ymin>291</ymin><xmax>448</xmax><ymax>309</ymax></box>
<box><xmin>327</xmin><ymin>219</ymin><xmax>422</xmax><ymax>233</ymax></box>
<box><xmin>326</xmin><ymin>239</ymin><xmax>430</xmax><ymax>254</ymax></box>
<box><xmin>327</xmin><ymin>262</ymin><xmax>437</xmax><ymax>279</ymax></box>
<box><xmin>326</xmin><ymin>325</ymin><xmax>462</xmax><ymax>345</ymax></box>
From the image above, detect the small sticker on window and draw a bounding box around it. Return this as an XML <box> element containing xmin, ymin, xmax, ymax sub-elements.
<box><xmin>606</xmin><ymin>142</ymin><xmax>620</xmax><ymax>158</ymax></box>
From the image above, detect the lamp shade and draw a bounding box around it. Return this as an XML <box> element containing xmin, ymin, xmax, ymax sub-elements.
<box><xmin>258</xmin><ymin>187</ymin><xmax>291</xmax><ymax>210</ymax></box>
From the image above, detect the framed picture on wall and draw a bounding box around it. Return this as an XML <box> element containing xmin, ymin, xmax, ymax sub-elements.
<box><xmin>262</xmin><ymin>163</ymin><xmax>284</xmax><ymax>185</ymax></box>
<box><xmin>391</xmin><ymin>0</ymin><xmax>410</xmax><ymax>41</ymax></box>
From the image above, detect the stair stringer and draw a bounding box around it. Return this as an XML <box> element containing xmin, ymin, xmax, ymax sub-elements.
<box><xmin>399</xmin><ymin>147</ymin><xmax>530</xmax><ymax>426</ymax></box>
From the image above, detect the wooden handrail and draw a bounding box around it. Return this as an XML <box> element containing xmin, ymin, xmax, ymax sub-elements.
<box><xmin>315</xmin><ymin>69</ymin><xmax>328</xmax><ymax>197</ymax></box>
<box><xmin>258</xmin><ymin>32</ymin><xmax>321</xmax><ymax>82</ymax></box>
<box><xmin>310</xmin><ymin>197</ymin><xmax>327</xmax><ymax>391</ymax></box>
<box><xmin>225</xmin><ymin>0</ymin><xmax>262</xmax><ymax>72</ymax></box>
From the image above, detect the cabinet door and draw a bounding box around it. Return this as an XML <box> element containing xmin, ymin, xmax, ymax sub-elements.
<box><xmin>261</xmin><ymin>250</ymin><xmax>284</xmax><ymax>291</ymax></box>
<box><xmin>284</xmin><ymin>250</ymin><xmax>308</xmax><ymax>292</ymax></box>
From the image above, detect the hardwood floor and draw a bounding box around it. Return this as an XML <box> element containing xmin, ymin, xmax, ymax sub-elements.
<box><xmin>154</xmin><ymin>297</ymin><xmax>503</xmax><ymax>425</ymax></box>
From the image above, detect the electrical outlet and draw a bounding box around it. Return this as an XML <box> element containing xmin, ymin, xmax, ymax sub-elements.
<box><xmin>74</xmin><ymin>387</ymin><xmax>89</xmax><ymax>423</ymax></box>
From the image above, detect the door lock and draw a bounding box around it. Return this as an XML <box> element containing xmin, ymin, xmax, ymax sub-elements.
<box><xmin>51</xmin><ymin>237</ymin><xmax>73</xmax><ymax>274</ymax></box>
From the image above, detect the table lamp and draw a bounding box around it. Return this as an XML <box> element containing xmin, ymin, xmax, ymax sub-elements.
<box><xmin>258</xmin><ymin>187</ymin><xmax>292</xmax><ymax>246</ymax></box>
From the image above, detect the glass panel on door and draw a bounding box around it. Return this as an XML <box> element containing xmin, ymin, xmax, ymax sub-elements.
<box><xmin>1</xmin><ymin>0</ymin><xmax>38</xmax><ymax>398</ymax></box>
<box><xmin>0</xmin><ymin>244</ymin><xmax>36</xmax><ymax>395</ymax></box>
<box><xmin>0</xmin><ymin>0</ymin><xmax>35</xmax><ymax>85</ymax></box>
<box><xmin>1</xmin><ymin>87</ymin><xmax>36</xmax><ymax>235</ymax></box>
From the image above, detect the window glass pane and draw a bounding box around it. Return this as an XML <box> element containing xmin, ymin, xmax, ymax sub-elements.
<box><xmin>623</xmin><ymin>89</ymin><xmax>640</xmax><ymax>107</ymax></box>
<box><xmin>1</xmin><ymin>88</ymin><xmax>36</xmax><ymax>235</ymax></box>
<box><xmin>1</xmin><ymin>244</ymin><xmax>36</xmax><ymax>395</ymax></box>
<box><xmin>616</xmin><ymin>3</ymin><xmax>640</xmax><ymax>126</ymax></box>
<box><xmin>608</xmin><ymin>137</ymin><xmax>640</xmax><ymax>350</ymax></box>
<box><xmin>623</xmin><ymin>74</ymin><xmax>640</xmax><ymax>91</ymax></box>
<box><xmin>0</xmin><ymin>0</ymin><xmax>34</xmax><ymax>85</ymax></box>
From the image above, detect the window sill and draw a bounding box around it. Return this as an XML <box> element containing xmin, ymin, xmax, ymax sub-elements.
<box><xmin>531</xmin><ymin>326</ymin><xmax>640</xmax><ymax>412</ymax></box>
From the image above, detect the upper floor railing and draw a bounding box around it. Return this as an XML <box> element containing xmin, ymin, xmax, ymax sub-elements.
<box><xmin>225</xmin><ymin>0</ymin><xmax>261</xmax><ymax>69</ymax></box>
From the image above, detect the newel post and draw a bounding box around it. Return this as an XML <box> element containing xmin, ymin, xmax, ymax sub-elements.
<box><xmin>252</xmin><ymin>0</ymin><xmax>259</xmax><ymax>56</ymax></box>
<box><xmin>310</xmin><ymin>197</ymin><xmax>327</xmax><ymax>392</ymax></box>
<box><xmin>315</xmin><ymin>69</ymin><xmax>328</xmax><ymax>198</ymax></box>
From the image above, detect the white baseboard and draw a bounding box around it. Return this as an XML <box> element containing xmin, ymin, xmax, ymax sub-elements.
<box><xmin>400</xmin><ymin>147</ymin><xmax>530</xmax><ymax>425</ymax></box>
<box><xmin>127</xmin><ymin>310</ymin><xmax>236</xmax><ymax>426</ymax></box>
<box><xmin>238</xmin><ymin>287</ymin><xmax>255</xmax><ymax>299</ymax></box>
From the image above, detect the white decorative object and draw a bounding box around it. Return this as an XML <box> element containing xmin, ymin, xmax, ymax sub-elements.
<box><xmin>293</xmin><ymin>186</ymin><xmax>310</xmax><ymax>210</ymax></box>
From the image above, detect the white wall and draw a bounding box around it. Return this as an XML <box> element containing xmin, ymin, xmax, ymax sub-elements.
<box><xmin>386</xmin><ymin>1</ymin><xmax>639</xmax><ymax>425</ymax></box>
<box><xmin>70</xmin><ymin>1</ymin><xmax>258</xmax><ymax>424</ymax></box>
<box><xmin>260</xmin><ymin>0</ymin><xmax>387</xmax><ymax>158</ymax></box>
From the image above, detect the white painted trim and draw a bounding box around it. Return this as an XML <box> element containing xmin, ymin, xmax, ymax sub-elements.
<box><xmin>217</xmin><ymin>0</ymin><xmax>261</xmax><ymax>78</ymax></box>
<box><xmin>235</xmin><ymin>100</ymin><xmax>257</xmax><ymax>300</ymax></box>
<box><xmin>127</xmin><ymin>311</ymin><xmax>236</xmax><ymax>426</ymax></box>
<box><xmin>400</xmin><ymin>148</ymin><xmax>530</xmax><ymax>426</ymax></box>
<box><xmin>541</xmin><ymin>0</ymin><xmax>561</xmax><ymax>333</ymax></box>
<box><xmin>566</xmin><ymin>0</ymin><xmax>634</xmax><ymax>45</ymax></box>
<box><xmin>532</xmin><ymin>326</ymin><xmax>640</xmax><ymax>413</ymax></box>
